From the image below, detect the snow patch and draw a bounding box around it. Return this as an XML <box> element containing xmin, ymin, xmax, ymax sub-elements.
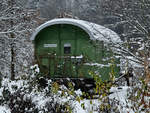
<box><xmin>0</xmin><ymin>106</ymin><xmax>11</xmax><ymax>113</ymax></box>
<box><xmin>84</xmin><ymin>63</ymin><xmax>111</xmax><ymax>67</ymax></box>
<box><xmin>30</xmin><ymin>18</ymin><xmax>121</xmax><ymax>44</ymax></box>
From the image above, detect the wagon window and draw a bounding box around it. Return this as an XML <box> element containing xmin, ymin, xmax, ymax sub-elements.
<box><xmin>64</xmin><ymin>43</ymin><xmax>71</xmax><ymax>54</ymax></box>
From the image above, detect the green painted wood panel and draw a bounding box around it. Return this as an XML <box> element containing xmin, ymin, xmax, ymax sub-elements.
<box><xmin>35</xmin><ymin>25</ymin><xmax>59</xmax><ymax>55</ymax></box>
<box><xmin>34</xmin><ymin>24</ymin><xmax>120</xmax><ymax>80</ymax></box>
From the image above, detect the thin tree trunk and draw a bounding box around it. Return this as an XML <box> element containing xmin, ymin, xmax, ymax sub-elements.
<box><xmin>11</xmin><ymin>43</ymin><xmax>15</xmax><ymax>80</ymax></box>
<box><xmin>10</xmin><ymin>0</ymin><xmax>15</xmax><ymax>80</ymax></box>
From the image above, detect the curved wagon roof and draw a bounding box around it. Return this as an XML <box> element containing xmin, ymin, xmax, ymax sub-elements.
<box><xmin>30</xmin><ymin>18</ymin><xmax>121</xmax><ymax>43</ymax></box>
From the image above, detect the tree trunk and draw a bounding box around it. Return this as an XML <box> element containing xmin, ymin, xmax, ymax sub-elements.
<box><xmin>10</xmin><ymin>0</ymin><xmax>15</xmax><ymax>80</ymax></box>
<box><xmin>10</xmin><ymin>43</ymin><xmax>15</xmax><ymax>80</ymax></box>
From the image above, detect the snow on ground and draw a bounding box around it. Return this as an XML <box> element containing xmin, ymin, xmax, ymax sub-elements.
<box><xmin>0</xmin><ymin>66</ymin><xmax>145</xmax><ymax>113</ymax></box>
<box><xmin>1</xmin><ymin>78</ymin><xmax>29</xmax><ymax>93</ymax></box>
<box><xmin>109</xmin><ymin>86</ymin><xmax>129</xmax><ymax>104</ymax></box>
<box><xmin>73</xmin><ymin>99</ymin><xmax>100</xmax><ymax>113</ymax></box>
<box><xmin>0</xmin><ymin>106</ymin><xmax>11</xmax><ymax>113</ymax></box>
<box><xmin>72</xmin><ymin>86</ymin><xmax>132</xmax><ymax>113</ymax></box>
<box><xmin>32</xmin><ymin>94</ymin><xmax>52</xmax><ymax>110</ymax></box>
<box><xmin>0</xmin><ymin>76</ymin><xmax>133</xmax><ymax>113</ymax></box>
<box><xmin>72</xmin><ymin>86</ymin><xmax>137</xmax><ymax>113</ymax></box>
<box><xmin>0</xmin><ymin>82</ymin><xmax>145</xmax><ymax>113</ymax></box>
<box><xmin>109</xmin><ymin>86</ymin><xmax>136</xmax><ymax>113</ymax></box>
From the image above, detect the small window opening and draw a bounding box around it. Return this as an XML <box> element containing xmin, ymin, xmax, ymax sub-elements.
<box><xmin>64</xmin><ymin>43</ymin><xmax>71</xmax><ymax>54</ymax></box>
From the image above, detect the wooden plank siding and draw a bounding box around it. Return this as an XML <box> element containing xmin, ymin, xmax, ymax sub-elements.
<box><xmin>34</xmin><ymin>24</ymin><xmax>120</xmax><ymax>80</ymax></box>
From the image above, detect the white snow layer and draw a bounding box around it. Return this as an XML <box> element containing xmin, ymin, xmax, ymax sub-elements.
<box><xmin>30</xmin><ymin>18</ymin><xmax>121</xmax><ymax>44</ymax></box>
<box><xmin>0</xmin><ymin>106</ymin><xmax>11</xmax><ymax>113</ymax></box>
<box><xmin>109</xmin><ymin>86</ymin><xmax>135</xmax><ymax>113</ymax></box>
<box><xmin>72</xmin><ymin>86</ymin><xmax>133</xmax><ymax>113</ymax></box>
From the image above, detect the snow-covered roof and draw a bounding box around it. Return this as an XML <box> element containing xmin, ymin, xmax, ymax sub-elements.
<box><xmin>30</xmin><ymin>18</ymin><xmax>121</xmax><ymax>43</ymax></box>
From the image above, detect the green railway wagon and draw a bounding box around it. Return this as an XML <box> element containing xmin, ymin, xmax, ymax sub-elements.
<box><xmin>30</xmin><ymin>18</ymin><xmax>121</xmax><ymax>81</ymax></box>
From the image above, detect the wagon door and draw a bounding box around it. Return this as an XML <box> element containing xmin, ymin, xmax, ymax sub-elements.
<box><xmin>45</xmin><ymin>27</ymin><xmax>59</xmax><ymax>77</ymax></box>
<box><xmin>35</xmin><ymin>25</ymin><xmax>60</xmax><ymax>77</ymax></box>
<box><xmin>59</xmin><ymin>24</ymin><xmax>76</xmax><ymax>77</ymax></box>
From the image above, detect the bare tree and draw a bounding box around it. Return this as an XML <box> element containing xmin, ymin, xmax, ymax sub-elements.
<box><xmin>101</xmin><ymin>0</ymin><xmax>150</xmax><ymax>83</ymax></box>
<box><xmin>0</xmin><ymin>0</ymin><xmax>43</xmax><ymax>79</ymax></box>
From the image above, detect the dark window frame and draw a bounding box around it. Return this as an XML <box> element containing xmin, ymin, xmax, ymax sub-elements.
<box><xmin>64</xmin><ymin>43</ymin><xmax>71</xmax><ymax>54</ymax></box>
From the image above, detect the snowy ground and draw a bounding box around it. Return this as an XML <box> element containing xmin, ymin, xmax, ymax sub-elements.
<box><xmin>72</xmin><ymin>86</ymin><xmax>130</xmax><ymax>113</ymax></box>
<box><xmin>0</xmin><ymin>78</ymin><xmax>130</xmax><ymax>113</ymax></box>
<box><xmin>0</xmin><ymin>82</ymin><xmax>149</xmax><ymax>113</ymax></box>
<box><xmin>0</xmin><ymin>106</ymin><xmax>11</xmax><ymax>113</ymax></box>
<box><xmin>0</xmin><ymin>65</ymin><xmax>149</xmax><ymax>113</ymax></box>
